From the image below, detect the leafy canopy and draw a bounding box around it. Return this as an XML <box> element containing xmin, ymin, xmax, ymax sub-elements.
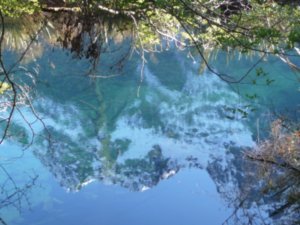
<box><xmin>0</xmin><ymin>0</ymin><xmax>40</xmax><ymax>17</ymax></box>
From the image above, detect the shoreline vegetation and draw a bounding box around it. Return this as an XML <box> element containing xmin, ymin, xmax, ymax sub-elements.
<box><xmin>245</xmin><ymin>119</ymin><xmax>300</xmax><ymax>222</ymax></box>
<box><xmin>1</xmin><ymin>1</ymin><xmax>300</xmax><ymax>78</ymax></box>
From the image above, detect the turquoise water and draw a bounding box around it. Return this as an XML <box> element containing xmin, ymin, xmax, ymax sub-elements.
<box><xmin>0</xmin><ymin>40</ymin><xmax>299</xmax><ymax>225</ymax></box>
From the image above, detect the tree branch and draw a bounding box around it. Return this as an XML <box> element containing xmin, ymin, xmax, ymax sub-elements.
<box><xmin>0</xmin><ymin>11</ymin><xmax>17</xmax><ymax>144</ymax></box>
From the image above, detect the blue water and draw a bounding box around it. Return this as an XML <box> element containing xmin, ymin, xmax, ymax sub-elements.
<box><xmin>19</xmin><ymin>168</ymin><xmax>229</xmax><ymax>225</ymax></box>
<box><xmin>0</xmin><ymin>40</ymin><xmax>299</xmax><ymax>225</ymax></box>
<box><xmin>1</xmin><ymin>142</ymin><xmax>231</xmax><ymax>225</ymax></box>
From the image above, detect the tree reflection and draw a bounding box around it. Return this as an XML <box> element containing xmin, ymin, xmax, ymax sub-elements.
<box><xmin>47</xmin><ymin>11</ymin><xmax>133</xmax><ymax>61</ymax></box>
<box><xmin>208</xmin><ymin>146</ymin><xmax>300</xmax><ymax>225</ymax></box>
<box><xmin>0</xmin><ymin>164</ymin><xmax>38</xmax><ymax>225</ymax></box>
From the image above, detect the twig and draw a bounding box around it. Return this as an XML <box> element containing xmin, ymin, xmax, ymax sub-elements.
<box><xmin>0</xmin><ymin>11</ymin><xmax>17</xmax><ymax>144</ymax></box>
<box><xmin>131</xmin><ymin>15</ymin><xmax>146</xmax><ymax>97</ymax></box>
<box><xmin>222</xmin><ymin>197</ymin><xmax>247</xmax><ymax>225</ymax></box>
<box><xmin>42</xmin><ymin>4</ymin><xmax>135</xmax><ymax>16</ymax></box>
<box><xmin>7</xmin><ymin>20</ymin><xmax>47</xmax><ymax>74</ymax></box>
<box><xmin>245</xmin><ymin>151</ymin><xmax>300</xmax><ymax>173</ymax></box>
<box><xmin>0</xmin><ymin>217</ymin><xmax>7</xmax><ymax>225</ymax></box>
<box><xmin>16</xmin><ymin>107</ymin><xmax>35</xmax><ymax>150</ymax></box>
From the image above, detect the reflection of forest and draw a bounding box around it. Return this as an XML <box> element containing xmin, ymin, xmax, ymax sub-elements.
<box><xmin>0</xmin><ymin>163</ymin><xmax>38</xmax><ymax>225</ymax></box>
<box><xmin>208</xmin><ymin>148</ymin><xmax>300</xmax><ymax>225</ymax></box>
<box><xmin>0</xmin><ymin>13</ymin><xmax>299</xmax><ymax>225</ymax></box>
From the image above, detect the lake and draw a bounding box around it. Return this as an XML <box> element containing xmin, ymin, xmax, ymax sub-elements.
<box><xmin>0</xmin><ymin>19</ymin><xmax>299</xmax><ymax>225</ymax></box>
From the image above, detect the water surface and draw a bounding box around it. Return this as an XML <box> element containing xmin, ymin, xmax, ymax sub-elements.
<box><xmin>0</xmin><ymin>36</ymin><xmax>299</xmax><ymax>225</ymax></box>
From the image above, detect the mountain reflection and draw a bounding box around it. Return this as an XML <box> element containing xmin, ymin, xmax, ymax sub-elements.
<box><xmin>1</xmin><ymin>16</ymin><xmax>299</xmax><ymax>225</ymax></box>
<box><xmin>15</xmin><ymin>45</ymin><xmax>252</xmax><ymax>193</ymax></box>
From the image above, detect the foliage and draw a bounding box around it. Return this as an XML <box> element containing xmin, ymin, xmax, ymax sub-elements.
<box><xmin>1</xmin><ymin>1</ymin><xmax>299</xmax><ymax>67</ymax></box>
<box><xmin>243</xmin><ymin>119</ymin><xmax>300</xmax><ymax>223</ymax></box>
<box><xmin>24</xmin><ymin>0</ymin><xmax>298</xmax><ymax>79</ymax></box>
<box><xmin>247</xmin><ymin>119</ymin><xmax>300</xmax><ymax>172</ymax></box>
<box><xmin>0</xmin><ymin>0</ymin><xmax>40</xmax><ymax>17</ymax></box>
<box><xmin>1</xmin><ymin>1</ymin><xmax>300</xmax><ymax>52</ymax></box>
<box><xmin>0</xmin><ymin>82</ymin><xmax>11</xmax><ymax>94</ymax></box>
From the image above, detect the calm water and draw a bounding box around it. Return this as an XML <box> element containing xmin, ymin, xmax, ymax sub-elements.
<box><xmin>0</xmin><ymin>34</ymin><xmax>299</xmax><ymax>224</ymax></box>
